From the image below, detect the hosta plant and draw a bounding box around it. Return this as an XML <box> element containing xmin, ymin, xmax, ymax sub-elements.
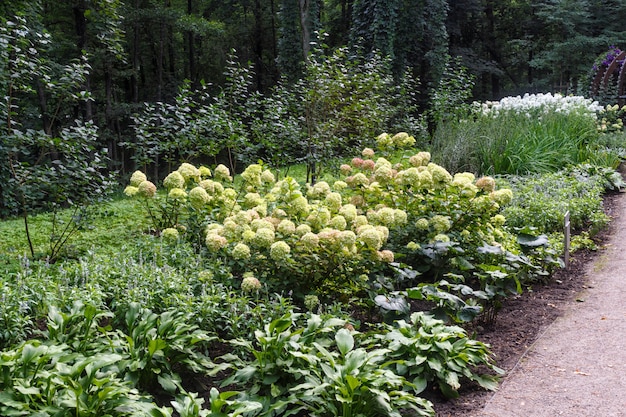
<box><xmin>369</xmin><ymin>312</ymin><xmax>503</xmax><ymax>399</ymax></box>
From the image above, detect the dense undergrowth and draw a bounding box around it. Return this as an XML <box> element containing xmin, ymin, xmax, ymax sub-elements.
<box><xmin>1</xmin><ymin>93</ymin><xmax>625</xmax><ymax>416</ymax></box>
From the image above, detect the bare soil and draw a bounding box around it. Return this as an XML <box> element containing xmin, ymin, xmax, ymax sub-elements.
<box><xmin>429</xmin><ymin>189</ymin><xmax>624</xmax><ymax>416</ymax></box>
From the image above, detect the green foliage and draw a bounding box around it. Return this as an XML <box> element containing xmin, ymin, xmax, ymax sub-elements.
<box><xmin>501</xmin><ymin>168</ymin><xmax>610</xmax><ymax>235</ymax></box>
<box><xmin>0</xmin><ymin>17</ymin><xmax>113</xmax><ymax>262</ymax></box>
<box><xmin>372</xmin><ymin>312</ymin><xmax>502</xmax><ymax>399</ymax></box>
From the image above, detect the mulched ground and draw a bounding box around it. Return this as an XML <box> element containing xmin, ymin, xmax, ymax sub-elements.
<box><xmin>429</xmin><ymin>190</ymin><xmax>622</xmax><ymax>416</ymax></box>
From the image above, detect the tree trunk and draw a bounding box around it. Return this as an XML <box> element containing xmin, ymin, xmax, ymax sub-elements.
<box><xmin>299</xmin><ymin>0</ymin><xmax>311</xmax><ymax>60</ymax></box>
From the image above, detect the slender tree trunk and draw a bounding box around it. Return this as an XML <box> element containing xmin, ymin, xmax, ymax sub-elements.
<box><xmin>299</xmin><ymin>0</ymin><xmax>311</xmax><ymax>60</ymax></box>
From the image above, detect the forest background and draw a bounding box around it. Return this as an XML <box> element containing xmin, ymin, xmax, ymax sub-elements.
<box><xmin>2</xmin><ymin>0</ymin><xmax>626</xmax><ymax>219</ymax></box>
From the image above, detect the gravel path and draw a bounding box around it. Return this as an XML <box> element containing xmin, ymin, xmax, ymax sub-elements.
<box><xmin>478</xmin><ymin>192</ymin><xmax>626</xmax><ymax>416</ymax></box>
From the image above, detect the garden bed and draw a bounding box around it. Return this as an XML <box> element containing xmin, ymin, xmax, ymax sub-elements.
<box><xmin>431</xmin><ymin>189</ymin><xmax>621</xmax><ymax>416</ymax></box>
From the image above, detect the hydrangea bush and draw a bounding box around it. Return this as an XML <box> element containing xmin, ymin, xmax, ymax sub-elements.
<box><xmin>126</xmin><ymin>133</ymin><xmax>538</xmax><ymax>310</ymax></box>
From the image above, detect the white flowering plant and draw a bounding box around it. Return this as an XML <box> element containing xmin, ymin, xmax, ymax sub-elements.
<box><xmin>127</xmin><ymin>134</ymin><xmax>552</xmax><ymax>314</ymax></box>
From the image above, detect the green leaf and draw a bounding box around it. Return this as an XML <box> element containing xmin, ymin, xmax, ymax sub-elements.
<box><xmin>517</xmin><ymin>233</ymin><xmax>549</xmax><ymax>247</ymax></box>
<box><xmin>335</xmin><ymin>328</ymin><xmax>354</xmax><ymax>356</ymax></box>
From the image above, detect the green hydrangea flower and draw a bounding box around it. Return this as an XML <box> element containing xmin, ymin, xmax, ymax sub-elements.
<box><xmin>161</xmin><ymin>227</ymin><xmax>179</xmax><ymax>242</ymax></box>
<box><xmin>163</xmin><ymin>171</ymin><xmax>185</xmax><ymax>189</ymax></box>
<box><xmin>270</xmin><ymin>241</ymin><xmax>291</xmax><ymax>261</ymax></box>
<box><xmin>214</xmin><ymin>164</ymin><xmax>232</xmax><ymax>182</ymax></box>
<box><xmin>232</xmin><ymin>243</ymin><xmax>251</xmax><ymax>260</ymax></box>
<box><xmin>300</xmin><ymin>232</ymin><xmax>319</xmax><ymax>248</ymax></box>
<box><xmin>241</xmin><ymin>274</ymin><xmax>262</xmax><ymax>292</ymax></box>
<box><xmin>304</xmin><ymin>294</ymin><xmax>320</xmax><ymax>311</ymax></box>
<box><xmin>124</xmin><ymin>185</ymin><xmax>139</xmax><ymax>197</ymax></box>
<box><xmin>130</xmin><ymin>170</ymin><xmax>147</xmax><ymax>187</ymax></box>
<box><xmin>177</xmin><ymin>162</ymin><xmax>200</xmax><ymax>182</ymax></box>
<box><xmin>253</xmin><ymin>228</ymin><xmax>275</xmax><ymax>248</ymax></box>
<box><xmin>189</xmin><ymin>186</ymin><xmax>210</xmax><ymax>209</ymax></box>
<box><xmin>206</xmin><ymin>233</ymin><xmax>228</xmax><ymax>251</ymax></box>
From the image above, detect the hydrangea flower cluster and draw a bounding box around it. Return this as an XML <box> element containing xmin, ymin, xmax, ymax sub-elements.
<box><xmin>475</xmin><ymin>93</ymin><xmax>603</xmax><ymax>119</ymax></box>
<box><xmin>126</xmin><ymin>133</ymin><xmax>515</xmax><ymax>302</ymax></box>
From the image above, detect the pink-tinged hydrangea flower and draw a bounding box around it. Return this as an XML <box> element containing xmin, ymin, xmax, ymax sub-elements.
<box><xmin>253</xmin><ymin>228</ymin><xmax>275</xmax><ymax>248</ymax></box>
<box><xmin>296</xmin><ymin>224</ymin><xmax>312</xmax><ymax>236</ymax></box>
<box><xmin>430</xmin><ymin>215</ymin><xmax>451</xmax><ymax>233</ymax></box>
<box><xmin>206</xmin><ymin>233</ymin><xmax>228</xmax><ymax>251</ymax></box>
<box><xmin>490</xmin><ymin>189</ymin><xmax>513</xmax><ymax>205</ymax></box>
<box><xmin>130</xmin><ymin>170</ymin><xmax>147</xmax><ymax>187</ymax></box>
<box><xmin>232</xmin><ymin>243</ymin><xmax>251</xmax><ymax>260</ymax></box>
<box><xmin>340</xmin><ymin>164</ymin><xmax>353</xmax><ymax>175</ymax></box>
<box><xmin>177</xmin><ymin>162</ymin><xmax>201</xmax><ymax>182</ymax></box>
<box><xmin>124</xmin><ymin>185</ymin><xmax>139</xmax><ymax>197</ymax></box>
<box><xmin>329</xmin><ymin>215</ymin><xmax>347</xmax><ymax>230</ymax></box>
<box><xmin>161</xmin><ymin>227</ymin><xmax>179</xmax><ymax>242</ymax></box>
<box><xmin>189</xmin><ymin>186</ymin><xmax>210</xmax><ymax>209</ymax></box>
<box><xmin>277</xmin><ymin>219</ymin><xmax>296</xmax><ymax>235</ymax></box>
<box><xmin>199</xmin><ymin>166</ymin><xmax>212</xmax><ymax>178</ymax></box>
<box><xmin>270</xmin><ymin>240</ymin><xmax>291</xmax><ymax>261</ymax></box>
<box><xmin>214</xmin><ymin>164</ymin><xmax>232</xmax><ymax>182</ymax></box>
<box><xmin>318</xmin><ymin>229</ymin><xmax>340</xmax><ymax>244</ymax></box>
<box><xmin>300</xmin><ymin>232</ymin><xmax>319</xmax><ymax>248</ymax></box>
<box><xmin>339</xmin><ymin>204</ymin><xmax>358</xmax><ymax>223</ymax></box>
<box><xmin>304</xmin><ymin>295</ymin><xmax>320</xmax><ymax>311</ymax></box>
<box><xmin>357</xmin><ymin>227</ymin><xmax>383</xmax><ymax>250</ymax></box>
<box><xmin>168</xmin><ymin>187</ymin><xmax>187</xmax><ymax>201</ymax></box>
<box><xmin>415</xmin><ymin>218</ymin><xmax>430</xmax><ymax>231</ymax></box>
<box><xmin>475</xmin><ymin>176</ymin><xmax>496</xmax><ymax>192</ymax></box>
<box><xmin>351</xmin><ymin>157</ymin><xmax>364</xmax><ymax>168</ymax></box>
<box><xmin>377</xmin><ymin>249</ymin><xmax>395</xmax><ymax>263</ymax></box>
<box><xmin>491</xmin><ymin>214</ymin><xmax>506</xmax><ymax>227</ymax></box>
<box><xmin>350</xmin><ymin>195</ymin><xmax>365</xmax><ymax>207</ymax></box>
<box><xmin>163</xmin><ymin>171</ymin><xmax>185</xmax><ymax>189</ymax></box>
<box><xmin>241</xmin><ymin>274</ymin><xmax>262</xmax><ymax>292</ymax></box>
<box><xmin>362</xmin><ymin>147</ymin><xmax>375</xmax><ymax>158</ymax></box>
<box><xmin>361</xmin><ymin>159</ymin><xmax>376</xmax><ymax>171</ymax></box>
<box><xmin>261</xmin><ymin>170</ymin><xmax>275</xmax><ymax>184</ymax></box>
<box><xmin>137</xmin><ymin>181</ymin><xmax>157</xmax><ymax>198</ymax></box>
